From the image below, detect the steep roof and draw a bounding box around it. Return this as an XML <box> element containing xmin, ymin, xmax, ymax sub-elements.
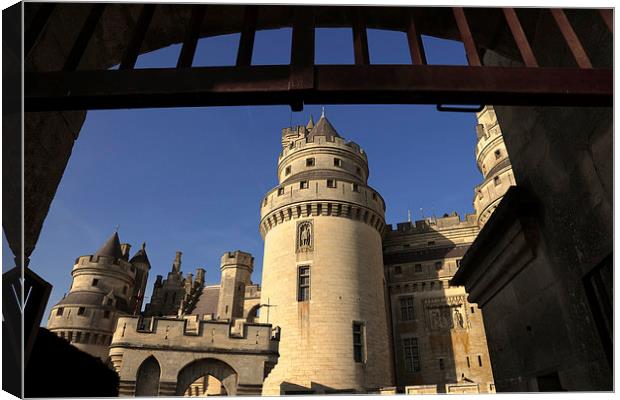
<box><xmin>307</xmin><ymin>115</ymin><xmax>340</xmax><ymax>141</ymax></box>
<box><xmin>129</xmin><ymin>242</ymin><xmax>151</xmax><ymax>266</ymax></box>
<box><xmin>94</xmin><ymin>232</ymin><xmax>123</xmax><ymax>259</ymax></box>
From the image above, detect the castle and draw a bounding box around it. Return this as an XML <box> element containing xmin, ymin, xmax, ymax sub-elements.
<box><xmin>47</xmin><ymin>106</ymin><xmax>513</xmax><ymax>395</ymax></box>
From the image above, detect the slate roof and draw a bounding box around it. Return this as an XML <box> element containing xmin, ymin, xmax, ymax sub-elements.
<box><xmin>94</xmin><ymin>232</ymin><xmax>123</xmax><ymax>259</ymax></box>
<box><xmin>190</xmin><ymin>285</ymin><xmax>220</xmax><ymax>316</ymax></box>
<box><xmin>307</xmin><ymin>115</ymin><xmax>340</xmax><ymax>141</ymax></box>
<box><xmin>129</xmin><ymin>243</ymin><xmax>151</xmax><ymax>266</ymax></box>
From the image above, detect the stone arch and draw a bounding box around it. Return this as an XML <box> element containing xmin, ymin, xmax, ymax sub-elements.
<box><xmin>135</xmin><ymin>355</ymin><xmax>161</xmax><ymax>396</ymax></box>
<box><xmin>175</xmin><ymin>358</ymin><xmax>238</xmax><ymax>396</ymax></box>
<box><xmin>246</xmin><ymin>304</ymin><xmax>261</xmax><ymax>323</ymax></box>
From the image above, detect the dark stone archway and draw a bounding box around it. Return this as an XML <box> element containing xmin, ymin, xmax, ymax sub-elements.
<box><xmin>175</xmin><ymin>358</ymin><xmax>238</xmax><ymax>396</ymax></box>
<box><xmin>135</xmin><ymin>355</ymin><xmax>161</xmax><ymax>396</ymax></box>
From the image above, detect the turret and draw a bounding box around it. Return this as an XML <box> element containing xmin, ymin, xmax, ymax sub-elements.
<box><xmin>217</xmin><ymin>251</ymin><xmax>254</xmax><ymax>321</ymax></box>
<box><xmin>129</xmin><ymin>242</ymin><xmax>151</xmax><ymax>314</ymax></box>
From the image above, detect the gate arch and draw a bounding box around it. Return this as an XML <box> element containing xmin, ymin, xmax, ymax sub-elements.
<box><xmin>175</xmin><ymin>358</ymin><xmax>238</xmax><ymax>396</ymax></box>
<box><xmin>135</xmin><ymin>355</ymin><xmax>161</xmax><ymax>396</ymax></box>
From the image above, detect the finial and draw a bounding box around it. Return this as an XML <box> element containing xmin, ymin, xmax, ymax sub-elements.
<box><xmin>321</xmin><ymin>106</ymin><xmax>325</xmax><ymax>118</ymax></box>
<box><xmin>141</xmin><ymin>242</ymin><xmax>146</xmax><ymax>251</ymax></box>
<box><xmin>114</xmin><ymin>224</ymin><xmax>120</xmax><ymax>233</ymax></box>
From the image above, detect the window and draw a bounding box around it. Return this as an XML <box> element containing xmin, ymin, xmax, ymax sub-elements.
<box><xmin>414</xmin><ymin>264</ymin><xmax>422</xmax><ymax>273</ymax></box>
<box><xmin>466</xmin><ymin>356</ymin><xmax>471</xmax><ymax>368</ymax></box>
<box><xmin>334</xmin><ymin>158</ymin><xmax>342</xmax><ymax>167</ymax></box>
<box><xmin>403</xmin><ymin>338</ymin><xmax>420</xmax><ymax>372</ymax></box>
<box><xmin>263</xmin><ymin>197</ymin><xmax>268</xmax><ymax>206</ymax></box>
<box><xmin>298</xmin><ymin>266</ymin><xmax>310</xmax><ymax>301</ymax></box>
<box><xmin>278</xmin><ymin>187</ymin><xmax>285</xmax><ymax>195</ymax></box>
<box><xmin>478</xmin><ymin>355</ymin><xmax>483</xmax><ymax>367</ymax></box>
<box><xmin>91</xmin><ymin>278</ymin><xmax>99</xmax><ymax>287</ymax></box>
<box><xmin>439</xmin><ymin>358</ymin><xmax>445</xmax><ymax>370</ymax></box>
<box><xmin>107</xmin><ymin>298</ymin><xmax>113</xmax><ymax>306</ymax></box>
<box><xmin>394</xmin><ymin>266</ymin><xmax>402</xmax><ymax>275</ymax></box>
<box><xmin>352</xmin><ymin>183</ymin><xmax>359</xmax><ymax>192</ymax></box>
<box><xmin>427</xmin><ymin>241</ymin><xmax>435</xmax><ymax>246</ymax></box>
<box><xmin>285</xmin><ymin>165</ymin><xmax>291</xmax><ymax>175</ymax></box>
<box><xmin>435</xmin><ymin>261</ymin><xmax>443</xmax><ymax>270</ymax></box>
<box><xmin>103</xmin><ymin>310</ymin><xmax>111</xmax><ymax>319</ymax></box>
<box><xmin>495</xmin><ymin>149</ymin><xmax>501</xmax><ymax>159</ymax></box>
<box><xmin>306</xmin><ymin>158</ymin><xmax>315</xmax><ymax>166</ymax></box>
<box><xmin>84</xmin><ymin>332</ymin><xmax>90</xmax><ymax>343</ymax></box>
<box><xmin>123</xmin><ymin>286</ymin><xmax>128</xmax><ymax>294</ymax></box>
<box><xmin>75</xmin><ymin>332</ymin><xmax>82</xmax><ymax>343</ymax></box>
<box><xmin>400</xmin><ymin>297</ymin><xmax>415</xmax><ymax>321</ymax></box>
<box><xmin>372</xmin><ymin>193</ymin><xmax>378</xmax><ymax>200</ymax></box>
<box><xmin>300</xmin><ymin>180</ymin><xmax>309</xmax><ymax>189</ymax></box>
<box><xmin>327</xmin><ymin>179</ymin><xmax>336</xmax><ymax>188</ymax></box>
<box><xmin>67</xmin><ymin>331</ymin><xmax>73</xmax><ymax>342</ymax></box>
<box><xmin>356</xmin><ymin>167</ymin><xmax>362</xmax><ymax>175</ymax></box>
<box><xmin>56</xmin><ymin>307</ymin><xmax>64</xmax><ymax>316</ymax></box>
<box><xmin>353</xmin><ymin>322</ymin><xmax>365</xmax><ymax>363</ymax></box>
<box><xmin>77</xmin><ymin>307</ymin><xmax>85</xmax><ymax>316</ymax></box>
<box><xmin>494</xmin><ymin>176</ymin><xmax>501</xmax><ymax>186</ymax></box>
<box><xmin>471</xmin><ymin>306</ymin><xmax>475</xmax><ymax>314</ymax></box>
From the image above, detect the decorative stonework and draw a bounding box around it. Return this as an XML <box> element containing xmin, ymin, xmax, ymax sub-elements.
<box><xmin>296</xmin><ymin>220</ymin><xmax>313</xmax><ymax>253</ymax></box>
<box><xmin>423</xmin><ymin>295</ymin><xmax>468</xmax><ymax>331</ymax></box>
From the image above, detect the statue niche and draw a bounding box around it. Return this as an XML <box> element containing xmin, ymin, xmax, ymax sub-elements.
<box><xmin>296</xmin><ymin>221</ymin><xmax>313</xmax><ymax>252</ymax></box>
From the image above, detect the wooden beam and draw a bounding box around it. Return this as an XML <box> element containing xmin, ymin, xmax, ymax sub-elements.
<box><xmin>119</xmin><ymin>4</ymin><xmax>156</xmax><ymax>70</ymax></box>
<box><xmin>177</xmin><ymin>5</ymin><xmax>207</xmax><ymax>68</ymax></box>
<box><xmin>503</xmin><ymin>8</ymin><xmax>538</xmax><ymax>68</ymax></box>
<box><xmin>25</xmin><ymin>65</ymin><xmax>612</xmax><ymax>111</ymax></box>
<box><xmin>452</xmin><ymin>7</ymin><xmax>481</xmax><ymax>66</ymax></box>
<box><xmin>63</xmin><ymin>4</ymin><xmax>106</xmax><ymax>71</ymax></box>
<box><xmin>406</xmin><ymin>11</ymin><xmax>426</xmax><ymax>65</ymax></box>
<box><xmin>352</xmin><ymin>8</ymin><xmax>370</xmax><ymax>66</ymax></box>
<box><xmin>289</xmin><ymin>7</ymin><xmax>316</xmax><ymax>110</ymax></box>
<box><xmin>550</xmin><ymin>8</ymin><xmax>592</xmax><ymax>69</ymax></box>
<box><xmin>236</xmin><ymin>6</ymin><xmax>258</xmax><ymax>67</ymax></box>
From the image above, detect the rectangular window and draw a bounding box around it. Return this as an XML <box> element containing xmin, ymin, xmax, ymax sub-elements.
<box><xmin>327</xmin><ymin>179</ymin><xmax>336</xmax><ymax>188</ymax></box>
<box><xmin>435</xmin><ymin>261</ymin><xmax>443</xmax><ymax>270</ymax></box>
<box><xmin>285</xmin><ymin>165</ymin><xmax>291</xmax><ymax>175</ymax></box>
<box><xmin>439</xmin><ymin>358</ymin><xmax>445</xmax><ymax>370</ymax></box>
<box><xmin>75</xmin><ymin>332</ymin><xmax>82</xmax><ymax>343</ymax></box>
<box><xmin>400</xmin><ymin>296</ymin><xmax>415</xmax><ymax>321</ymax></box>
<box><xmin>103</xmin><ymin>310</ymin><xmax>111</xmax><ymax>319</ymax></box>
<box><xmin>471</xmin><ymin>306</ymin><xmax>475</xmax><ymax>314</ymax></box>
<box><xmin>278</xmin><ymin>187</ymin><xmax>285</xmax><ymax>196</ymax></box>
<box><xmin>334</xmin><ymin>158</ymin><xmax>342</xmax><ymax>167</ymax></box>
<box><xmin>394</xmin><ymin>266</ymin><xmax>402</xmax><ymax>275</ymax></box>
<box><xmin>300</xmin><ymin>180</ymin><xmax>309</xmax><ymax>189</ymax></box>
<box><xmin>428</xmin><ymin>241</ymin><xmax>435</xmax><ymax>246</ymax></box>
<box><xmin>91</xmin><ymin>279</ymin><xmax>99</xmax><ymax>287</ymax></box>
<box><xmin>467</xmin><ymin>356</ymin><xmax>471</xmax><ymax>368</ymax></box>
<box><xmin>56</xmin><ymin>307</ymin><xmax>64</xmax><ymax>316</ymax></box>
<box><xmin>77</xmin><ymin>307</ymin><xmax>85</xmax><ymax>316</ymax></box>
<box><xmin>306</xmin><ymin>158</ymin><xmax>315</xmax><ymax>166</ymax></box>
<box><xmin>352</xmin><ymin>183</ymin><xmax>359</xmax><ymax>192</ymax></box>
<box><xmin>478</xmin><ymin>355</ymin><xmax>483</xmax><ymax>367</ymax></box>
<box><xmin>494</xmin><ymin>176</ymin><xmax>501</xmax><ymax>186</ymax></box>
<box><xmin>414</xmin><ymin>264</ymin><xmax>422</xmax><ymax>273</ymax></box>
<box><xmin>403</xmin><ymin>338</ymin><xmax>420</xmax><ymax>372</ymax></box>
<box><xmin>298</xmin><ymin>266</ymin><xmax>310</xmax><ymax>301</ymax></box>
<box><xmin>353</xmin><ymin>322</ymin><xmax>365</xmax><ymax>363</ymax></box>
<box><xmin>84</xmin><ymin>332</ymin><xmax>90</xmax><ymax>343</ymax></box>
<box><xmin>67</xmin><ymin>331</ymin><xmax>73</xmax><ymax>342</ymax></box>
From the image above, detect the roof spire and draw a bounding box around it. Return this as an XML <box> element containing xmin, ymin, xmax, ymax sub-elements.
<box><xmin>321</xmin><ymin>106</ymin><xmax>325</xmax><ymax>118</ymax></box>
<box><xmin>94</xmin><ymin>231</ymin><xmax>123</xmax><ymax>259</ymax></box>
<box><xmin>306</xmin><ymin>114</ymin><xmax>315</xmax><ymax>130</ymax></box>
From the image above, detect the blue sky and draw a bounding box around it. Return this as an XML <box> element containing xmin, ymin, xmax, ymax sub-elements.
<box><xmin>4</xmin><ymin>28</ymin><xmax>481</xmax><ymax>321</ymax></box>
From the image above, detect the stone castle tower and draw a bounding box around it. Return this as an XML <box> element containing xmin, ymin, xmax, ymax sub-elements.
<box><xmin>217</xmin><ymin>250</ymin><xmax>254</xmax><ymax>320</ymax></box>
<box><xmin>259</xmin><ymin>112</ymin><xmax>394</xmax><ymax>394</ymax></box>
<box><xmin>47</xmin><ymin>232</ymin><xmax>150</xmax><ymax>361</ymax></box>
<box><xmin>473</xmin><ymin>106</ymin><xmax>516</xmax><ymax>227</ymax></box>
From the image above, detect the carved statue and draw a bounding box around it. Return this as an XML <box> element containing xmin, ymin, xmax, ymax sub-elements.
<box><xmin>453</xmin><ymin>308</ymin><xmax>464</xmax><ymax>329</ymax></box>
<box><xmin>298</xmin><ymin>222</ymin><xmax>312</xmax><ymax>250</ymax></box>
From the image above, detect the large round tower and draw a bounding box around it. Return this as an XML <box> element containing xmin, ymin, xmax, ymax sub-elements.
<box><xmin>259</xmin><ymin>113</ymin><xmax>394</xmax><ymax>394</ymax></box>
<box><xmin>47</xmin><ymin>232</ymin><xmax>148</xmax><ymax>361</ymax></box>
<box><xmin>473</xmin><ymin>106</ymin><xmax>516</xmax><ymax>227</ymax></box>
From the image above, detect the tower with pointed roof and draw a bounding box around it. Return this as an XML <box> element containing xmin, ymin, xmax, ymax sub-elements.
<box><xmin>259</xmin><ymin>114</ymin><xmax>394</xmax><ymax>394</ymax></box>
<box><xmin>46</xmin><ymin>232</ymin><xmax>150</xmax><ymax>361</ymax></box>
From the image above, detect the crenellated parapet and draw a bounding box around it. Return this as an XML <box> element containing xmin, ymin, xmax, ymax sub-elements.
<box><xmin>111</xmin><ymin>316</ymin><xmax>279</xmax><ymax>354</ymax></box>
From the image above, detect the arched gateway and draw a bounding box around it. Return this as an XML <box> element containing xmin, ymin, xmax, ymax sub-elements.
<box><xmin>109</xmin><ymin>316</ymin><xmax>279</xmax><ymax>396</ymax></box>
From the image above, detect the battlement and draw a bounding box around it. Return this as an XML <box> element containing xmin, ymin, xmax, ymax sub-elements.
<box><xmin>73</xmin><ymin>254</ymin><xmax>135</xmax><ymax>276</ymax></box>
<box><xmin>111</xmin><ymin>316</ymin><xmax>279</xmax><ymax>354</ymax></box>
<box><xmin>220</xmin><ymin>251</ymin><xmax>254</xmax><ymax>270</ymax></box>
<box><xmin>279</xmin><ymin>134</ymin><xmax>367</xmax><ymax>161</ymax></box>
<box><xmin>386</xmin><ymin>212</ymin><xmax>478</xmax><ymax>235</ymax></box>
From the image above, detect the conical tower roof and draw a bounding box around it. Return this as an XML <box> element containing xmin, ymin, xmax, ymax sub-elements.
<box><xmin>94</xmin><ymin>232</ymin><xmax>123</xmax><ymax>259</ymax></box>
<box><xmin>307</xmin><ymin>114</ymin><xmax>340</xmax><ymax>141</ymax></box>
<box><xmin>129</xmin><ymin>242</ymin><xmax>151</xmax><ymax>267</ymax></box>
<box><xmin>306</xmin><ymin>115</ymin><xmax>315</xmax><ymax>130</ymax></box>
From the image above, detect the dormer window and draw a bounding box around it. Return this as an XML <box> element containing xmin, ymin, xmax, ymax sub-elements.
<box><xmin>306</xmin><ymin>158</ymin><xmax>315</xmax><ymax>167</ymax></box>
